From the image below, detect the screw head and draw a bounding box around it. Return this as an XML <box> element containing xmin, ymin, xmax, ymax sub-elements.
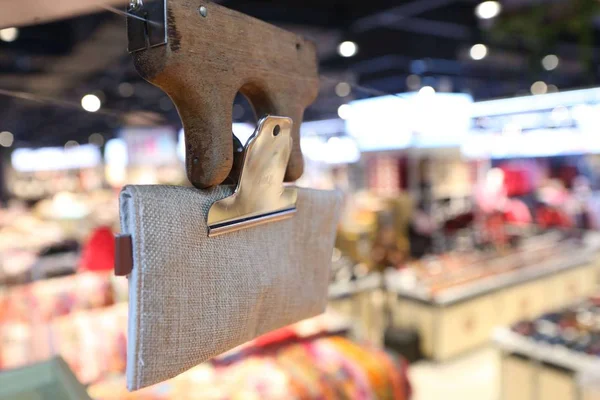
<box><xmin>129</xmin><ymin>0</ymin><xmax>143</xmax><ymax>11</ymax></box>
<box><xmin>199</xmin><ymin>6</ymin><xmax>208</xmax><ymax>17</ymax></box>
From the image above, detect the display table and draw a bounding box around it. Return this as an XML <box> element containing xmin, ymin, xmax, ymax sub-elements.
<box><xmin>327</xmin><ymin>274</ymin><xmax>384</xmax><ymax>346</ymax></box>
<box><xmin>495</xmin><ymin>329</ymin><xmax>600</xmax><ymax>400</ymax></box>
<box><xmin>385</xmin><ymin>240</ymin><xmax>600</xmax><ymax>361</ymax></box>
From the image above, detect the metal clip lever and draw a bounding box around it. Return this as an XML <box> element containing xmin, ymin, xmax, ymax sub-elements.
<box><xmin>207</xmin><ymin>116</ymin><xmax>298</xmax><ymax>237</ymax></box>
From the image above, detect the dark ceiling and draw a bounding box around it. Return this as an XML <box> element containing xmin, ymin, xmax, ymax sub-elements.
<box><xmin>1</xmin><ymin>0</ymin><xmax>600</xmax><ymax>147</ymax></box>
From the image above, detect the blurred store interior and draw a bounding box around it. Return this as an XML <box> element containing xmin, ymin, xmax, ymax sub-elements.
<box><xmin>3</xmin><ymin>0</ymin><xmax>600</xmax><ymax>399</ymax></box>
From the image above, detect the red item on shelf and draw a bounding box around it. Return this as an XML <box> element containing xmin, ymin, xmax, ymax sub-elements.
<box><xmin>443</xmin><ymin>212</ymin><xmax>475</xmax><ymax>234</ymax></box>
<box><xmin>536</xmin><ymin>206</ymin><xmax>572</xmax><ymax>229</ymax></box>
<box><xmin>79</xmin><ymin>227</ymin><xmax>115</xmax><ymax>272</ymax></box>
<box><xmin>253</xmin><ymin>327</ymin><xmax>298</xmax><ymax>349</ymax></box>
<box><xmin>504</xmin><ymin>199</ymin><xmax>532</xmax><ymax>226</ymax></box>
<box><xmin>558</xmin><ymin>165</ymin><xmax>578</xmax><ymax>189</ymax></box>
<box><xmin>498</xmin><ymin>162</ymin><xmax>535</xmax><ymax>197</ymax></box>
<box><xmin>485</xmin><ymin>212</ymin><xmax>508</xmax><ymax>246</ymax></box>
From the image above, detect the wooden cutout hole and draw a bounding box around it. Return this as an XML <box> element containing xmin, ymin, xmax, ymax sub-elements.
<box><xmin>232</xmin><ymin>92</ymin><xmax>258</xmax><ymax>146</ymax></box>
<box><xmin>227</xmin><ymin>92</ymin><xmax>258</xmax><ymax>184</ymax></box>
<box><xmin>273</xmin><ymin>125</ymin><xmax>281</xmax><ymax>136</ymax></box>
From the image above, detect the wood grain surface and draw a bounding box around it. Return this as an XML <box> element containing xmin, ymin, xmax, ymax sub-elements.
<box><xmin>133</xmin><ymin>1</ymin><xmax>320</xmax><ymax>188</ymax></box>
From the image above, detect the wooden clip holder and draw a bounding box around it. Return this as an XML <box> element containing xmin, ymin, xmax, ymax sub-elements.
<box><xmin>128</xmin><ymin>0</ymin><xmax>320</xmax><ymax>189</ymax></box>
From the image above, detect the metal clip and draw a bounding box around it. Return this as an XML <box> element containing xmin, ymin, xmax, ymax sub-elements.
<box><xmin>127</xmin><ymin>0</ymin><xmax>167</xmax><ymax>53</ymax></box>
<box><xmin>207</xmin><ymin>116</ymin><xmax>298</xmax><ymax>237</ymax></box>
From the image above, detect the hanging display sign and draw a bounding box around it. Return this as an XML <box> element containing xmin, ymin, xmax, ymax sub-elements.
<box><xmin>11</xmin><ymin>144</ymin><xmax>101</xmax><ymax>172</ymax></box>
<box><xmin>345</xmin><ymin>95</ymin><xmax>413</xmax><ymax>151</ymax></box>
<box><xmin>120</xmin><ymin>126</ymin><xmax>178</xmax><ymax>166</ymax></box>
<box><xmin>301</xmin><ymin>135</ymin><xmax>360</xmax><ymax>165</ymax></box>
<box><xmin>463</xmin><ymin>87</ymin><xmax>600</xmax><ymax>159</ymax></box>
<box><xmin>408</xmin><ymin>92</ymin><xmax>473</xmax><ymax>148</ymax></box>
<box><xmin>345</xmin><ymin>92</ymin><xmax>473</xmax><ymax>151</ymax></box>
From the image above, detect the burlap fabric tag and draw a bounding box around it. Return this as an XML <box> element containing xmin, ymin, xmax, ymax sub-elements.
<box><xmin>119</xmin><ymin>185</ymin><xmax>342</xmax><ymax>390</ymax></box>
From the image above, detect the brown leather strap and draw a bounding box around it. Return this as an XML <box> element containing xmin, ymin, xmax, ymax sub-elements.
<box><xmin>115</xmin><ymin>234</ymin><xmax>133</xmax><ymax>276</ymax></box>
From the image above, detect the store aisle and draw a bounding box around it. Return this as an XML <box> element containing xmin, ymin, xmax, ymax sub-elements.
<box><xmin>409</xmin><ymin>346</ymin><xmax>501</xmax><ymax>400</ymax></box>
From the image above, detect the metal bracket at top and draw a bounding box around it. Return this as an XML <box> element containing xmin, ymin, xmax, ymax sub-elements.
<box><xmin>127</xmin><ymin>0</ymin><xmax>167</xmax><ymax>53</ymax></box>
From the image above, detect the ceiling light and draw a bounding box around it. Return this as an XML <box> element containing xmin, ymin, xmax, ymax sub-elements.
<box><xmin>542</xmin><ymin>54</ymin><xmax>559</xmax><ymax>71</ymax></box>
<box><xmin>418</xmin><ymin>86</ymin><xmax>436</xmax><ymax>96</ymax></box>
<box><xmin>88</xmin><ymin>133</ymin><xmax>105</xmax><ymax>146</ymax></box>
<box><xmin>475</xmin><ymin>1</ymin><xmax>501</xmax><ymax>19</ymax></box>
<box><xmin>118</xmin><ymin>82</ymin><xmax>135</xmax><ymax>97</ymax></box>
<box><xmin>530</xmin><ymin>81</ymin><xmax>548</xmax><ymax>95</ymax></box>
<box><xmin>337</xmin><ymin>104</ymin><xmax>351</xmax><ymax>120</ymax></box>
<box><xmin>335</xmin><ymin>82</ymin><xmax>351</xmax><ymax>97</ymax></box>
<box><xmin>470</xmin><ymin>44</ymin><xmax>488</xmax><ymax>60</ymax></box>
<box><xmin>0</xmin><ymin>27</ymin><xmax>19</xmax><ymax>42</ymax></box>
<box><xmin>438</xmin><ymin>77</ymin><xmax>453</xmax><ymax>92</ymax></box>
<box><xmin>547</xmin><ymin>84</ymin><xmax>559</xmax><ymax>93</ymax></box>
<box><xmin>81</xmin><ymin>94</ymin><xmax>101</xmax><ymax>113</ymax></box>
<box><xmin>411</xmin><ymin>60</ymin><xmax>427</xmax><ymax>75</ymax></box>
<box><xmin>338</xmin><ymin>41</ymin><xmax>358</xmax><ymax>58</ymax></box>
<box><xmin>0</xmin><ymin>131</ymin><xmax>14</xmax><ymax>147</ymax></box>
<box><xmin>406</xmin><ymin>74</ymin><xmax>421</xmax><ymax>91</ymax></box>
<box><xmin>64</xmin><ymin>140</ymin><xmax>79</xmax><ymax>149</ymax></box>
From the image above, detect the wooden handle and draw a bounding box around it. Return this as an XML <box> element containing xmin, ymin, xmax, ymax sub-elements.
<box><xmin>132</xmin><ymin>1</ymin><xmax>319</xmax><ymax>188</ymax></box>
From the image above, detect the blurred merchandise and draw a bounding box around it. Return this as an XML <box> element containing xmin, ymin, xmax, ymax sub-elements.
<box><xmin>391</xmin><ymin>234</ymin><xmax>588</xmax><ymax>297</ymax></box>
<box><xmin>49</xmin><ymin>304</ymin><xmax>128</xmax><ymax>384</ymax></box>
<box><xmin>384</xmin><ymin>233</ymin><xmax>600</xmax><ymax>360</ymax></box>
<box><xmin>496</xmin><ymin>295</ymin><xmax>600</xmax><ymax>400</ymax></box>
<box><xmin>0</xmin><ymin>251</ymin><xmax>408</xmax><ymax>399</ymax></box>
<box><xmin>0</xmin><ymin>272</ymin><xmax>117</xmax><ymax>369</ymax></box>
<box><xmin>0</xmin><ymin>272</ymin><xmax>115</xmax><ymax>323</ymax></box>
<box><xmin>79</xmin><ymin>227</ymin><xmax>115</xmax><ymax>272</ymax></box>
<box><xmin>88</xmin><ymin>334</ymin><xmax>410</xmax><ymax>400</ymax></box>
<box><xmin>0</xmin><ymin>290</ymin><xmax>409</xmax><ymax>399</ymax></box>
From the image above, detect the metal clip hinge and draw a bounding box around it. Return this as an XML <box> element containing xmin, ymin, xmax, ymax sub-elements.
<box><xmin>127</xmin><ymin>0</ymin><xmax>167</xmax><ymax>53</ymax></box>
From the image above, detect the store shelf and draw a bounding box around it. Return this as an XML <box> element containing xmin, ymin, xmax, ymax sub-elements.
<box><xmin>328</xmin><ymin>274</ymin><xmax>385</xmax><ymax>346</ymax></box>
<box><xmin>387</xmin><ymin>248</ymin><xmax>596</xmax><ymax>306</ymax></box>
<box><xmin>386</xmin><ymin>237</ymin><xmax>600</xmax><ymax>360</ymax></box>
<box><xmin>494</xmin><ymin>328</ymin><xmax>600</xmax><ymax>374</ymax></box>
<box><xmin>328</xmin><ymin>273</ymin><xmax>382</xmax><ymax>299</ymax></box>
<box><xmin>497</xmin><ymin>328</ymin><xmax>600</xmax><ymax>400</ymax></box>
